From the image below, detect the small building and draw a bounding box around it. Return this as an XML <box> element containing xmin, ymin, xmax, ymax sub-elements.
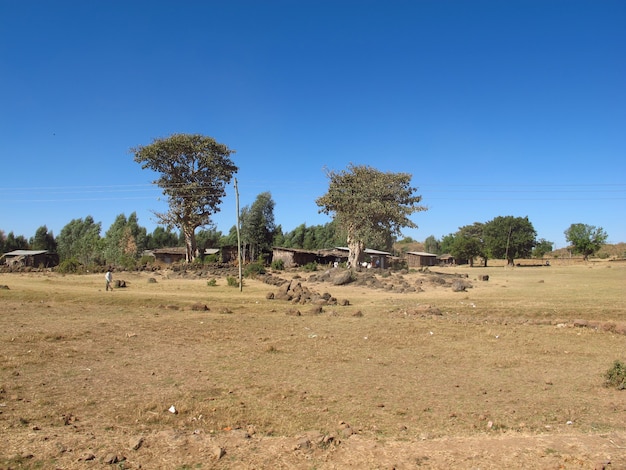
<box><xmin>437</xmin><ymin>253</ymin><xmax>467</xmax><ymax>266</ymax></box>
<box><xmin>151</xmin><ymin>247</ymin><xmax>187</xmax><ymax>264</ymax></box>
<box><xmin>1</xmin><ymin>250</ymin><xmax>59</xmax><ymax>268</ymax></box>
<box><xmin>334</xmin><ymin>247</ymin><xmax>392</xmax><ymax>268</ymax></box>
<box><xmin>272</xmin><ymin>247</ymin><xmax>322</xmax><ymax>268</ymax></box>
<box><xmin>406</xmin><ymin>251</ymin><xmax>438</xmax><ymax>267</ymax></box>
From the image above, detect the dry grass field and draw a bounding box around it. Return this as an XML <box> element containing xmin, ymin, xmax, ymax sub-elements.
<box><xmin>1</xmin><ymin>262</ymin><xmax>625</xmax><ymax>469</ymax></box>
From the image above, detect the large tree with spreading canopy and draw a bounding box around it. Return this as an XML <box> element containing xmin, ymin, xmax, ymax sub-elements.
<box><xmin>316</xmin><ymin>164</ymin><xmax>426</xmax><ymax>269</ymax></box>
<box><xmin>483</xmin><ymin>215</ymin><xmax>536</xmax><ymax>266</ymax></box>
<box><xmin>132</xmin><ymin>134</ymin><xmax>237</xmax><ymax>262</ymax></box>
<box><xmin>564</xmin><ymin>223</ymin><xmax>608</xmax><ymax>260</ymax></box>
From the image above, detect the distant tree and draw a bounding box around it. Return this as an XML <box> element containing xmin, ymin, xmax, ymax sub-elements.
<box><xmin>532</xmin><ymin>238</ymin><xmax>554</xmax><ymax>259</ymax></box>
<box><xmin>240</xmin><ymin>192</ymin><xmax>276</xmax><ymax>261</ymax></box>
<box><xmin>451</xmin><ymin>223</ymin><xmax>485</xmax><ymax>267</ymax></box>
<box><xmin>283</xmin><ymin>223</ymin><xmax>307</xmax><ymax>248</ymax></box>
<box><xmin>4</xmin><ymin>231</ymin><xmax>29</xmax><ymax>252</ymax></box>
<box><xmin>103</xmin><ymin>213</ymin><xmax>147</xmax><ymax>265</ymax></box>
<box><xmin>423</xmin><ymin>235</ymin><xmax>440</xmax><ymax>254</ymax></box>
<box><xmin>196</xmin><ymin>227</ymin><xmax>223</xmax><ymax>252</ymax></box>
<box><xmin>29</xmin><ymin>226</ymin><xmax>57</xmax><ymax>252</ymax></box>
<box><xmin>132</xmin><ymin>133</ymin><xmax>237</xmax><ymax>262</ymax></box>
<box><xmin>145</xmin><ymin>226</ymin><xmax>181</xmax><ymax>250</ymax></box>
<box><xmin>272</xmin><ymin>225</ymin><xmax>285</xmax><ymax>247</ymax></box>
<box><xmin>440</xmin><ymin>233</ymin><xmax>456</xmax><ymax>255</ymax></box>
<box><xmin>0</xmin><ymin>230</ymin><xmax>5</xmax><ymax>253</ymax></box>
<box><xmin>564</xmin><ymin>223</ymin><xmax>608</xmax><ymax>261</ymax></box>
<box><xmin>483</xmin><ymin>216</ymin><xmax>536</xmax><ymax>266</ymax></box>
<box><xmin>316</xmin><ymin>164</ymin><xmax>426</xmax><ymax>269</ymax></box>
<box><xmin>57</xmin><ymin>216</ymin><xmax>102</xmax><ymax>265</ymax></box>
<box><xmin>222</xmin><ymin>225</ymin><xmax>239</xmax><ymax>247</ymax></box>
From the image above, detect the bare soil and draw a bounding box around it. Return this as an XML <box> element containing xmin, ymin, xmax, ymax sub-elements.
<box><xmin>1</xmin><ymin>263</ymin><xmax>625</xmax><ymax>469</ymax></box>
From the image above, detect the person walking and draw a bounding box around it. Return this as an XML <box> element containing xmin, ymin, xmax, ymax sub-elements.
<box><xmin>105</xmin><ymin>268</ymin><xmax>113</xmax><ymax>291</ymax></box>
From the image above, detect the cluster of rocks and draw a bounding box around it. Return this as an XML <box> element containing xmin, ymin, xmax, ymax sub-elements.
<box><xmin>305</xmin><ymin>268</ymin><xmax>474</xmax><ymax>293</ymax></box>
<box><xmin>266</xmin><ymin>278</ymin><xmax>349</xmax><ymax>307</ymax></box>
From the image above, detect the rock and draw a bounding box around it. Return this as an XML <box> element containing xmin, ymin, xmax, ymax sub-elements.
<box><xmin>478</xmin><ymin>274</ymin><xmax>489</xmax><ymax>281</ymax></box>
<box><xmin>451</xmin><ymin>279</ymin><xmax>471</xmax><ymax>292</ymax></box>
<box><xmin>147</xmin><ymin>277</ymin><xmax>157</xmax><ymax>283</ymax></box>
<box><xmin>129</xmin><ymin>436</ymin><xmax>144</xmax><ymax>451</ymax></box>
<box><xmin>102</xmin><ymin>453</ymin><xmax>120</xmax><ymax>464</ymax></box>
<box><xmin>294</xmin><ymin>437</ymin><xmax>311</xmax><ymax>450</ymax></box>
<box><xmin>79</xmin><ymin>452</ymin><xmax>96</xmax><ymax>461</ymax></box>
<box><xmin>332</xmin><ymin>271</ymin><xmax>353</xmax><ymax>286</ymax></box>
<box><xmin>0</xmin><ymin>285</ymin><xmax>9</xmax><ymax>290</ymax></box>
<box><xmin>285</xmin><ymin>308</ymin><xmax>301</xmax><ymax>316</ymax></box>
<box><xmin>212</xmin><ymin>445</ymin><xmax>226</xmax><ymax>460</ymax></box>
<box><xmin>190</xmin><ymin>303</ymin><xmax>209</xmax><ymax>311</ymax></box>
<box><xmin>266</xmin><ymin>292</ymin><xmax>274</xmax><ymax>299</ymax></box>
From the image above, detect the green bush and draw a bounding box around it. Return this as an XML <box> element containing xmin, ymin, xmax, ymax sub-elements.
<box><xmin>226</xmin><ymin>276</ymin><xmax>242</xmax><ymax>287</ymax></box>
<box><xmin>271</xmin><ymin>259</ymin><xmax>284</xmax><ymax>271</ymax></box>
<box><xmin>207</xmin><ymin>278</ymin><xmax>217</xmax><ymax>287</ymax></box>
<box><xmin>204</xmin><ymin>254</ymin><xmax>219</xmax><ymax>263</ymax></box>
<box><xmin>604</xmin><ymin>360</ymin><xmax>626</xmax><ymax>390</ymax></box>
<box><xmin>57</xmin><ymin>258</ymin><xmax>81</xmax><ymax>274</ymax></box>
<box><xmin>139</xmin><ymin>255</ymin><xmax>154</xmax><ymax>266</ymax></box>
<box><xmin>244</xmin><ymin>261</ymin><xmax>265</xmax><ymax>277</ymax></box>
<box><xmin>302</xmin><ymin>262</ymin><xmax>318</xmax><ymax>272</ymax></box>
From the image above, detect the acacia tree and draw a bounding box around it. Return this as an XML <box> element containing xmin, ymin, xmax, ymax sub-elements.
<box><xmin>132</xmin><ymin>134</ymin><xmax>237</xmax><ymax>262</ymax></box>
<box><xmin>316</xmin><ymin>164</ymin><xmax>426</xmax><ymax>269</ymax></box>
<box><xmin>564</xmin><ymin>223</ymin><xmax>608</xmax><ymax>260</ymax></box>
<box><xmin>483</xmin><ymin>215</ymin><xmax>536</xmax><ymax>266</ymax></box>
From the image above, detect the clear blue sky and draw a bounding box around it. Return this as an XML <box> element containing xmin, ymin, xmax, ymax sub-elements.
<box><xmin>1</xmin><ymin>0</ymin><xmax>624</xmax><ymax>249</ymax></box>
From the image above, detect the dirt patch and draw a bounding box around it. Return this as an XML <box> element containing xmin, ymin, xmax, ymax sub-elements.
<box><xmin>1</xmin><ymin>266</ymin><xmax>625</xmax><ymax>468</ymax></box>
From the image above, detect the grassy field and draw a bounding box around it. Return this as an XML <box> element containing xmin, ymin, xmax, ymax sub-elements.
<box><xmin>1</xmin><ymin>262</ymin><xmax>625</xmax><ymax>469</ymax></box>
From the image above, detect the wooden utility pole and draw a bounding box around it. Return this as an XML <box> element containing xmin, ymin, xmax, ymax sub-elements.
<box><xmin>234</xmin><ymin>178</ymin><xmax>243</xmax><ymax>292</ymax></box>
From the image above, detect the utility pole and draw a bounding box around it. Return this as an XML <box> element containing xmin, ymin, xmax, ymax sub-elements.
<box><xmin>234</xmin><ymin>178</ymin><xmax>243</xmax><ymax>292</ymax></box>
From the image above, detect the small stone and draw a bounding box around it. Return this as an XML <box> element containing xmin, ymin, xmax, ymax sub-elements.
<box><xmin>102</xmin><ymin>453</ymin><xmax>119</xmax><ymax>464</ymax></box>
<box><xmin>212</xmin><ymin>445</ymin><xmax>225</xmax><ymax>460</ymax></box>
<box><xmin>129</xmin><ymin>436</ymin><xmax>144</xmax><ymax>451</ymax></box>
<box><xmin>79</xmin><ymin>452</ymin><xmax>96</xmax><ymax>461</ymax></box>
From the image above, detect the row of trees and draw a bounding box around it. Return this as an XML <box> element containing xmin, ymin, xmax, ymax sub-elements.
<box><xmin>2</xmin><ymin>133</ymin><xmax>610</xmax><ymax>268</ymax></box>
<box><xmin>419</xmin><ymin>219</ymin><xmax>608</xmax><ymax>266</ymax></box>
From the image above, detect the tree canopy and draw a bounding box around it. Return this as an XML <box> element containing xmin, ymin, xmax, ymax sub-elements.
<box><xmin>450</xmin><ymin>223</ymin><xmax>486</xmax><ymax>267</ymax></box>
<box><xmin>132</xmin><ymin>133</ymin><xmax>237</xmax><ymax>262</ymax></box>
<box><xmin>316</xmin><ymin>164</ymin><xmax>426</xmax><ymax>268</ymax></box>
<box><xmin>483</xmin><ymin>216</ymin><xmax>536</xmax><ymax>266</ymax></box>
<box><xmin>240</xmin><ymin>192</ymin><xmax>276</xmax><ymax>262</ymax></box>
<box><xmin>564</xmin><ymin>223</ymin><xmax>608</xmax><ymax>260</ymax></box>
<box><xmin>56</xmin><ymin>216</ymin><xmax>102</xmax><ymax>266</ymax></box>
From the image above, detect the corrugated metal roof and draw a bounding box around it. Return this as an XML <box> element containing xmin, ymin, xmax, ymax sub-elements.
<box><xmin>407</xmin><ymin>251</ymin><xmax>438</xmax><ymax>257</ymax></box>
<box><xmin>335</xmin><ymin>247</ymin><xmax>392</xmax><ymax>256</ymax></box>
<box><xmin>4</xmin><ymin>250</ymin><xmax>48</xmax><ymax>256</ymax></box>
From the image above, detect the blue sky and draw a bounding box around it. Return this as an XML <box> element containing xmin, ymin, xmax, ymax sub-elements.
<box><xmin>1</xmin><ymin>0</ymin><xmax>624</xmax><ymax>249</ymax></box>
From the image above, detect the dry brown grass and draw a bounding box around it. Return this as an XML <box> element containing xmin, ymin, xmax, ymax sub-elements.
<box><xmin>1</xmin><ymin>264</ymin><xmax>625</xmax><ymax>469</ymax></box>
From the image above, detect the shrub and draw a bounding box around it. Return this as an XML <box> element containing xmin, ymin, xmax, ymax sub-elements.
<box><xmin>271</xmin><ymin>259</ymin><xmax>284</xmax><ymax>271</ymax></box>
<box><xmin>302</xmin><ymin>262</ymin><xmax>318</xmax><ymax>272</ymax></box>
<box><xmin>604</xmin><ymin>360</ymin><xmax>626</xmax><ymax>390</ymax></box>
<box><xmin>207</xmin><ymin>278</ymin><xmax>217</xmax><ymax>287</ymax></box>
<box><xmin>204</xmin><ymin>254</ymin><xmax>219</xmax><ymax>263</ymax></box>
<box><xmin>226</xmin><ymin>276</ymin><xmax>242</xmax><ymax>287</ymax></box>
<box><xmin>244</xmin><ymin>261</ymin><xmax>265</xmax><ymax>277</ymax></box>
<box><xmin>57</xmin><ymin>258</ymin><xmax>81</xmax><ymax>274</ymax></box>
<box><xmin>139</xmin><ymin>255</ymin><xmax>154</xmax><ymax>266</ymax></box>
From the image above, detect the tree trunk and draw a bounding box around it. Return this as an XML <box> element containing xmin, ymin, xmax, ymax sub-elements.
<box><xmin>183</xmin><ymin>225</ymin><xmax>197</xmax><ymax>262</ymax></box>
<box><xmin>347</xmin><ymin>235</ymin><xmax>365</xmax><ymax>271</ymax></box>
